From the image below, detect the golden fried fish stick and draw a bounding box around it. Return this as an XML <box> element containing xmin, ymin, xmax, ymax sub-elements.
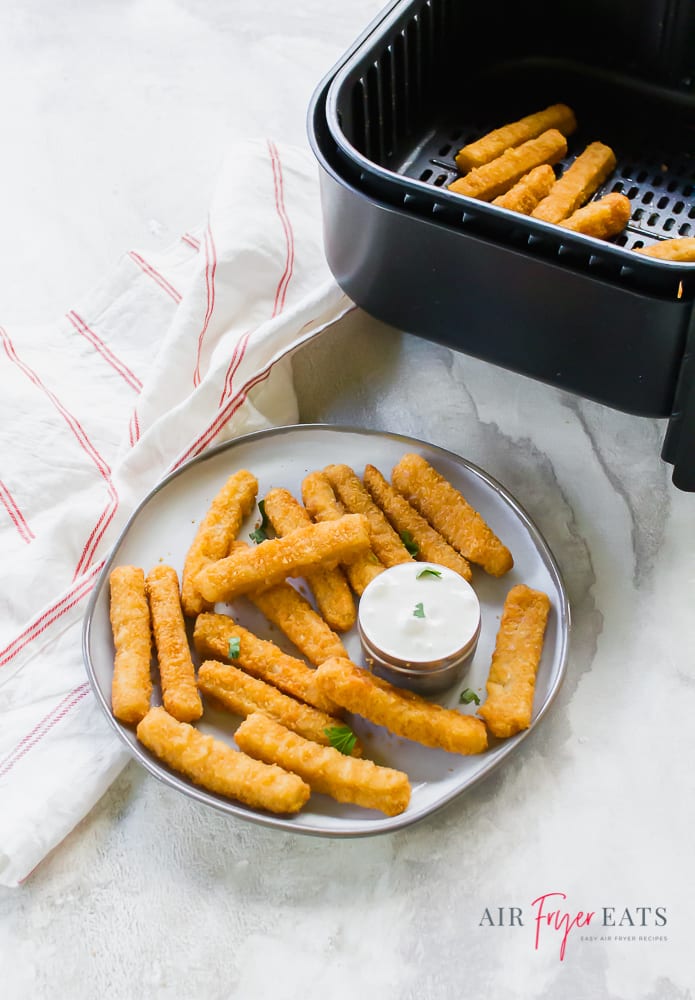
<box><xmin>559</xmin><ymin>192</ymin><xmax>631</xmax><ymax>239</ymax></box>
<box><xmin>262</xmin><ymin>488</ymin><xmax>356</xmax><ymax>632</ymax></box>
<box><xmin>136</xmin><ymin>707</ymin><xmax>310</xmax><ymax>814</ymax></box>
<box><xmin>635</xmin><ymin>237</ymin><xmax>695</xmax><ymax>261</ymax></box>
<box><xmin>235</xmin><ymin>712</ymin><xmax>411</xmax><ymax>816</ymax></box>
<box><xmin>315</xmin><ymin>658</ymin><xmax>488</xmax><ymax>756</ymax></box>
<box><xmin>532</xmin><ymin>141</ymin><xmax>617</xmax><ymax>223</ymax></box>
<box><xmin>109</xmin><ymin>565</ymin><xmax>153</xmax><ymax>724</ymax></box>
<box><xmin>324</xmin><ymin>464</ymin><xmax>412</xmax><ymax>568</ymax></box>
<box><xmin>492</xmin><ymin>164</ymin><xmax>556</xmax><ymax>214</ymax></box>
<box><xmin>448</xmin><ymin>129</ymin><xmax>567</xmax><ymax>202</ymax></box>
<box><xmin>146</xmin><ymin>565</ymin><xmax>202</xmax><ymax>722</ymax></box>
<box><xmin>248</xmin><ymin>581</ymin><xmax>347</xmax><ymax>665</ymax></box>
<box><xmin>455</xmin><ymin>104</ymin><xmax>577</xmax><ymax>173</ymax></box>
<box><xmin>477</xmin><ymin>585</ymin><xmax>551</xmax><ymax>738</ymax></box>
<box><xmin>392</xmin><ymin>453</ymin><xmax>513</xmax><ymax>576</ymax></box>
<box><xmin>198</xmin><ymin>660</ymin><xmax>361</xmax><ymax>755</ymax></box>
<box><xmin>363</xmin><ymin>464</ymin><xmax>473</xmax><ymax>581</ymax></box>
<box><xmin>302</xmin><ymin>471</ymin><xmax>384</xmax><ymax>595</ymax></box>
<box><xmin>194</xmin><ymin>513</ymin><xmax>371</xmax><ymax>603</ymax></box>
<box><xmin>193</xmin><ymin>613</ymin><xmax>340</xmax><ymax>716</ymax></box>
<box><xmin>181</xmin><ymin>469</ymin><xmax>258</xmax><ymax>617</ymax></box>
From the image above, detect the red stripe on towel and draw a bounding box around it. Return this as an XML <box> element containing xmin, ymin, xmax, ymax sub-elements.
<box><xmin>268</xmin><ymin>140</ymin><xmax>295</xmax><ymax>317</ymax></box>
<box><xmin>181</xmin><ymin>232</ymin><xmax>201</xmax><ymax>250</ymax></box>
<box><xmin>0</xmin><ymin>480</ymin><xmax>35</xmax><ymax>544</ymax></box>
<box><xmin>128</xmin><ymin>251</ymin><xmax>182</xmax><ymax>304</ymax></box>
<box><xmin>192</xmin><ymin>223</ymin><xmax>218</xmax><ymax>387</ymax></box>
<box><xmin>0</xmin><ymin>682</ymin><xmax>91</xmax><ymax>778</ymax></box>
<box><xmin>66</xmin><ymin>311</ymin><xmax>143</xmax><ymax>392</ymax></box>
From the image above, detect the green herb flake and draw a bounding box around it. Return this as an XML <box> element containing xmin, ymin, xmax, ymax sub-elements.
<box><xmin>400</xmin><ymin>530</ymin><xmax>419</xmax><ymax>557</ymax></box>
<box><xmin>228</xmin><ymin>636</ymin><xmax>241</xmax><ymax>659</ymax></box>
<box><xmin>413</xmin><ymin>602</ymin><xmax>426</xmax><ymax>619</ymax></box>
<box><xmin>249</xmin><ymin>498</ymin><xmax>269</xmax><ymax>544</ymax></box>
<box><xmin>324</xmin><ymin>724</ymin><xmax>357</xmax><ymax>756</ymax></box>
<box><xmin>459</xmin><ymin>688</ymin><xmax>481</xmax><ymax>705</ymax></box>
<box><xmin>416</xmin><ymin>567</ymin><xmax>442</xmax><ymax>580</ymax></box>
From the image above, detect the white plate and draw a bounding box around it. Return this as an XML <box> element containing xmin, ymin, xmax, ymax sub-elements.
<box><xmin>83</xmin><ymin>425</ymin><xmax>569</xmax><ymax>835</ymax></box>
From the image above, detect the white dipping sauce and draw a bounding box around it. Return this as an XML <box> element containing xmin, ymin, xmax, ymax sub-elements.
<box><xmin>358</xmin><ymin>562</ymin><xmax>481</xmax><ymax>664</ymax></box>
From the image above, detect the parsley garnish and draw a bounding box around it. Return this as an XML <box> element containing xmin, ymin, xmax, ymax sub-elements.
<box><xmin>228</xmin><ymin>636</ymin><xmax>241</xmax><ymax>659</ymax></box>
<box><xmin>413</xmin><ymin>602</ymin><xmax>426</xmax><ymax>618</ymax></box>
<box><xmin>459</xmin><ymin>688</ymin><xmax>480</xmax><ymax>705</ymax></box>
<box><xmin>324</xmin><ymin>724</ymin><xmax>357</xmax><ymax>756</ymax></box>
<box><xmin>416</xmin><ymin>567</ymin><xmax>442</xmax><ymax>579</ymax></box>
<box><xmin>249</xmin><ymin>498</ymin><xmax>269</xmax><ymax>543</ymax></box>
<box><xmin>400</xmin><ymin>530</ymin><xmax>419</xmax><ymax>556</ymax></box>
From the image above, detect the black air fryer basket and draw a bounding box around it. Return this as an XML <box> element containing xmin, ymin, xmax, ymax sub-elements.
<box><xmin>307</xmin><ymin>0</ymin><xmax>695</xmax><ymax>490</ymax></box>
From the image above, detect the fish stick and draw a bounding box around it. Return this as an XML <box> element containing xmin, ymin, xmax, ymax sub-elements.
<box><xmin>315</xmin><ymin>657</ymin><xmax>488</xmax><ymax>756</ymax></box>
<box><xmin>635</xmin><ymin>237</ymin><xmax>695</xmax><ymax>261</ymax></box>
<box><xmin>248</xmin><ymin>581</ymin><xmax>347</xmax><ymax>665</ymax></box>
<box><xmin>362</xmin><ymin>464</ymin><xmax>473</xmax><ymax>581</ymax></box>
<box><xmin>262</xmin><ymin>488</ymin><xmax>356</xmax><ymax>632</ymax></box>
<box><xmin>448</xmin><ymin>129</ymin><xmax>567</xmax><ymax>202</ymax></box>
<box><xmin>181</xmin><ymin>469</ymin><xmax>258</xmax><ymax>617</ymax></box>
<box><xmin>146</xmin><ymin>565</ymin><xmax>203</xmax><ymax>722</ymax></box>
<box><xmin>109</xmin><ymin>565</ymin><xmax>153</xmax><ymax>724</ymax></box>
<box><xmin>197</xmin><ymin>660</ymin><xmax>362</xmax><ymax>755</ymax></box>
<box><xmin>477</xmin><ymin>584</ymin><xmax>551</xmax><ymax>738</ymax></box>
<box><xmin>136</xmin><ymin>706</ymin><xmax>310</xmax><ymax>814</ymax></box>
<box><xmin>559</xmin><ymin>192</ymin><xmax>631</xmax><ymax>239</ymax></box>
<box><xmin>193</xmin><ymin>612</ymin><xmax>340</xmax><ymax>716</ymax></box>
<box><xmin>235</xmin><ymin>712</ymin><xmax>411</xmax><ymax>816</ymax></box>
<box><xmin>391</xmin><ymin>453</ymin><xmax>513</xmax><ymax>576</ymax></box>
<box><xmin>455</xmin><ymin>104</ymin><xmax>577</xmax><ymax>173</ymax></box>
<box><xmin>492</xmin><ymin>164</ymin><xmax>556</xmax><ymax>215</ymax></box>
<box><xmin>194</xmin><ymin>513</ymin><xmax>371</xmax><ymax>603</ymax></box>
<box><xmin>532</xmin><ymin>141</ymin><xmax>617</xmax><ymax>223</ymax></box>
<box><xmin>302</xmin><ymin>471</ymin><xmax>384</xmax><ymax>595</ymax></box>
<box><xmin>324</xmin><ymin>464</ymin><xmax>412</xmax><ymax>568</ymax></box>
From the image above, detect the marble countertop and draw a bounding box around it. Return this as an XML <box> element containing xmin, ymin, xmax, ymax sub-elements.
<box><xmin>1</xmin><ymin>2</ymin><xmax>693</xmax><ymax>997</ymax></box>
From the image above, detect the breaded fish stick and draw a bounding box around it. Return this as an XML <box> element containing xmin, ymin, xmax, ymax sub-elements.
<box><xmin>492</xmin><ymin>164</ymin><xmax>556</xmax><ymax>215</ymax></box>
<box><xmin>146</xmin><ymin>565</ymin><xmax>202</xmax><ymax>722</ymax></box>
<box><xmin>315</xmin><ymin>658</ymin><xmax>488</xmax><ymax>756</ymax></box>
<box><xmin>194</xmin><ymin>513</ymin><xmax>371</xmax><ymax>603</ymax></box>
<box><xmin>262</xmin><ymin>488</ymin><xmax>356</xmax><ymax>632</ymax></box>
<box><xmin>235</xmin><ymin>712</ymin><xmax>411</xmax><ymax>816</ymax></box>
<box><xmin>302</xmin><ymin>471</ymin><xmax>384</xmax><ymax>595</ymax></box>
<box><xmin>392</xmin><ymin>453</ymin><xmax>513</xmax><ymax>576</ymax></box>
<box><xmin>455</xmin><ymin>104</ymin><xmax>577</xmax><ymax>173</ymax></box>
<box><xmin>363</xmin><ymin>464</ymin><xmax>472</xmax><ymax>581</ymax></box>
<box><xmin>109</xmin><ymin>565</ymin><xmax>153</xmax><ymax>724</ymax></box>
<box><xmin>136</xmin><ymin>706</ymin><xmax>310</xmax><ymax>814</ymax></box>
<box><xmin>248</xmin><ymin>581</ymin><xmax>347</xmax><ymax>666</ymax></box>
<box><xmin>197</xmin><ymin>660</ymin><xmax>361</xmax><ymax>754</ymax></box>
<box><xmin>532</xmin><ymin>141</ymin><xmax>617</xmax><ymax>223</ymax></box>
<box><xmin>635</xmin><ymin>237</ymin><xmax>695</xmax><ymax>261</ymax></box>
<box><xmin>324</xmin><ymin>464</ymin><xmax>412</xmax><ymax>568</ymax></box>
<box><xmin>559</xmin><ymin>192</ymin><xmax>631</xmax><ymax>239</ymax></box>
<box><xmin>477</xmin><ymin>584</ymin><xmax>551</xmax><ymax>738</ymax></box>
<box><xmin>181</xmin><ymin>469</ymin><xmax>258</xmax><ymax>617</ymax></box>
<box><xmin>448</xmin><ymin>129</ymin><xmax>567</xmax><ymax>202</ymax></box>
<box><xmin>193</xmin><ymin>612</ymin><xmax>340</xmax><ymax>716</ymax></box>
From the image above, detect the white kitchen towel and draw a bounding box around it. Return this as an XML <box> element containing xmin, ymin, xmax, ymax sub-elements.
<box><xmin>0</xmin><ymin>138</ymin><xmax>352</xmax><ymax>887</ymax></box>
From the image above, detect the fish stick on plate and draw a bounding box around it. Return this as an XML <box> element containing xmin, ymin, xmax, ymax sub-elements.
<box><xmin>109</xmin><ymin>565</ymin><xmax>153</xmax><ymax>724</ymax></box>
<box><xmin>477</xmin><ymin>584</ymin><xmax>551</xmax><ymax>738</ymax></box>
<box><xmin>302</xmin><ymin>471</ymin><xmax>385</xmax><ymax>595</ymax></box>
<box><xmin>559</xmin><ymin>192</ymin><xmax>631</xmax><ymax>239</ymax></box>
<box><xmin>136</xmin><ymin>706</ymin><xmax>310</xmax><ymax>814</ymax></box>
<box><xmin>532</xmin><ymin>141</ymin><xmax>617</xmax><ymax>223</ymax></box>
<box><xmin>455</xmin><ymin>104</ymin><xmax>577</xmax><ymax>173</ymax></box>
<box><xmin>146</xmin><ymin>565</ymin><xmax>202</xmax><ymax>723</ymax></box>
<box><xmin>448</xmin><ymin>129</ymin><xmax>567</xmax><ymax>202</ymax></box>
<box><xmin>391</xmin><ymin>453</ymin><xmax>513</xmax><ymax>576</ymax></box>
<box><xmin>235</xmin><ymin>712</ymin><xmax>411</xmax><ymax>817</ymax></box>
<box><xmin>248</xmin><ymin>580</ymin><xmax>348</xmax><ymax>666</ymax></box>
<box><xmin>635</xmin><ymin>237</ymin><xmax>695</xmax><ymax>261</ymax></box>
<box><xmin>491</xmin><ymin>164</ymin><xmax>556</xmax><ymax>215</ymax></box>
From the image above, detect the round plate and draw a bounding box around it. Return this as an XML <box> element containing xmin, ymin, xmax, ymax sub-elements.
<box><xmin>83</xmin><ymin>424</ymin><xmax>570</xmax><ymax>835</ymax></box>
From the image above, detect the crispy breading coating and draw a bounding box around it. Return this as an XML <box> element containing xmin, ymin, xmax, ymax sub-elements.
<box><xmin>492</xmin><ymin>164</ymin><xmax>556</xmax><ymax>214</ymax></box>
<box><xmin>448</xmin><ymin>129</ymin><xmax>567</xmax><ymax>202</ymax></box>
<box><xmin>194</xmin><ymin>513</ymin><xmax>371</xmax><ymax>603</ymax></box>
<box><xmin>635</xmin><ymin>237</ymin><xmax>695</xmax><ymax>261</ymax></box>
<box><xmin>363</xmin><ymin>464</ymin><xmax>472</xmax><ymax>581</ymax></box>
<box><xmin>323</xmin><ymin>464</ymin><xmax>412</xmax><ymax>568</ymax></box>
<box><xmin>146</xmin><ymin>565</ymin><xmax>202</xmax><ymax>722</ymax></box>
<box><xmin>559</xmin><ymin>192</ymin><xmax>631</xmax><ymax>239</ymax></box>
<box><xmin>477</xmin><ymin>584</ymin><xmax>551</xmax><ymax>738</ymax></box>
<box><xmin>262</xmin><ymin>488</ymin><xmax>356</xmax><ymax>632</ymax></box>
<box><xmin>391</xmin><ymin>453</ymin><xmax>513</xmax><ymax>576</ymax></box>
<box><xmin>109</xmin><ymin>565</ymin><xmax>153</xmax><ymax>724</ymax></box>
<box><xmin>181</xmin><ymin>469</ymin><xmax>258</xmax><ymax>617</ymax></box>
<box><xmin>532</xmin><ymin>141</ymin><xmax>617</xmax><ymax>223</ymax></box>
<box><xmin>301</xmin><ymin>471</ymin><xmax>384</xmax><ymax>595</ymax></box>
<box><xmin>455</xmin><ymin>104</ymin><xmax>577</xmax><ymax>173</ymax></box>
<box><xmin>197</xmin><ymin>660</ymin><xmax>361</xmax><ymax>755</ymax></box>
<box><xmin>193</xmin><ymin>612</ymin><xmax>340</xmax><ymax>716</ymax></box>
<box><xmin>136</xmin><ymin>706</ymin><xmax>310</xmax><ymax>814</ymax></box>
<box><xmin>235</xmin><ymin>712</ymin><xmax>411</xmax><ymax>816</ymax></box>
<box><xmin>315</xmin><ymin>658</ymin><xmax>488</xmax><ymax>756</ymax></box>
<box><xmin>248</xmin><ymin>581</ymin><xmax>347</xmax><ymax>665</ymax></box>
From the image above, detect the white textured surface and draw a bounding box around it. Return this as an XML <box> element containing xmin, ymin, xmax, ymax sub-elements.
<box><xmin>1</xmin><ymin>1</ymin><xmax>694</xmax><ymax>997</ymax></box>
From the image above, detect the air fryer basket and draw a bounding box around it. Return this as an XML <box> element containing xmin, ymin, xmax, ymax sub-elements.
<box><xmin>309</xmin><ymin>0</ymin><xmax>695</xmax><ymax>489</ymax></box>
